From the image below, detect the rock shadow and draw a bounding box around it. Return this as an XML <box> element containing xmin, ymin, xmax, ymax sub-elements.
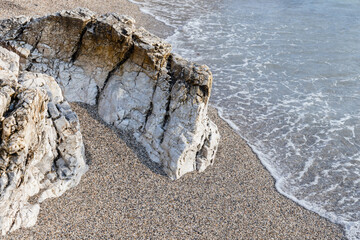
<box><xmin>74</xmin><ymin>102</ymin><xmax>167</xmax><ymax>177</ymax></box>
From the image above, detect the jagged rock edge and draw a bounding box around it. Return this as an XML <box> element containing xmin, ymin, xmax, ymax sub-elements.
<box><xmin>0</xmin><ymin>8</ymin><xmax>220</xmax><ymax>180</ymax></box>
<box><xmin>0</xmin><ymin>46</ymin><xmax>87</xmax><ymax>235</ymax></box>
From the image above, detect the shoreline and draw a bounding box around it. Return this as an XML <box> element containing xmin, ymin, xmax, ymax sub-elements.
<box><xmin>0</xmin><ymin>0</ymin><xmax>346</xmax><ymax>239</ymax></box>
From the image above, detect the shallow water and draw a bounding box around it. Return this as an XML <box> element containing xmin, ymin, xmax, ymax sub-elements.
<box><xmin>129</xmin><ymin>0</ymin><xmax>360</xmax><ymax>239</ymax></box>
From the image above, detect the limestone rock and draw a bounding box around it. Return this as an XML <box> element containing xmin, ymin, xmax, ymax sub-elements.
<box><xmin>0</xmin><ymin>8</ymin><xmax>220</xmax><ymax>180</ymax></box>
<box><xmin>0</xmin><ymin>46</ymin><xmax>87</xmax><ymax>235</ymax></box>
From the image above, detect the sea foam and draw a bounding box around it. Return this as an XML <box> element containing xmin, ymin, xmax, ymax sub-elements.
<box><xmin>131</xmin><ymin>0</ymin><xmax>360</xmax><ymax>239</ymax></box>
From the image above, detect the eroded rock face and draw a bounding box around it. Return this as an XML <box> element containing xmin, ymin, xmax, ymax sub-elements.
<box><xmin>0</xmin><ymin>46</ymin><xmax>87</xmax><ymax>235</ymax></box>
<box><xmin>0</xmin><ymin>8</ymin><xmax>220</xmax><ymax>180</ymax></box>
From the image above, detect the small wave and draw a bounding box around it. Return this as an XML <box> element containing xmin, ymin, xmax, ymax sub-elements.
<box><xmin>131</xmin><ymin>0</ymin><xmax>360</xmax><ymax>239</ymax></box>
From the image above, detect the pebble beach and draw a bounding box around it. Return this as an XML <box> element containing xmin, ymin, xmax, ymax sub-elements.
<box><xmin>0</xmin><ymin>0</ymin><xmax>346</xmax><ymax>239</ymax></box>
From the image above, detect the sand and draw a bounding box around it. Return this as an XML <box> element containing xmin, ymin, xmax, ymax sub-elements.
<box><xmin>0</xmin><ymin>0</ymin><xmax>345</xmax><ymax>239</ymax></box>
<box><xmin>0</xmin><ymin>0</ymin><xmax>173</xmax><ymax>38</ymax></box>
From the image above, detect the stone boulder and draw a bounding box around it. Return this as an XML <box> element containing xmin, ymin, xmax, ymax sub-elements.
<box><xmin>0</xmin><ymin>46</ymin><xmax>87</xmax><ymax>235</ymax></box>
<box><xmin>0</xmin><ymin>8</ymin><xmax>220</xmax><ymax>180</ymax></box>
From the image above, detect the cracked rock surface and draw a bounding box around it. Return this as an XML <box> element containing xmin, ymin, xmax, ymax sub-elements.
<box><xmin>0</xmin><ymin>8</ymin><xmax>220</xmax><ymax>180</ymax></box>
<box><xmin>0</xmin><ymin>46</ymin><xmax>87</xmax><ymax>235</ymax></box>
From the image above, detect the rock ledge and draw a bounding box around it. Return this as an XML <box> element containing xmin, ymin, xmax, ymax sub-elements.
<box><xmin>0</xmin><ymin>45</ymin><xmax>87</xmax><ymax>235</ymax></box>
<box><xmin>1</xmin><ymin>8</ymin><xmax>220</xmax><ymax>180</ymax></box>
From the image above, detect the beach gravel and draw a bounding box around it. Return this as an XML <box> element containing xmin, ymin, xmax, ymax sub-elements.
<box><xmin>1</xmin><ymin>104</ymin><xmax>345</xmax><ymax>239</ymax></box>
<box><xmin>0</xmin><ymin>0</ymin><xmax>346</xmax><ymax>239</ymax></box>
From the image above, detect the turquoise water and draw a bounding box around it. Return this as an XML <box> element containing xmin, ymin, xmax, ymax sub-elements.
<box><xmin>130</xmin><ymin>0</ymin><xmax>360</xmax><ymax>238</ymax></box>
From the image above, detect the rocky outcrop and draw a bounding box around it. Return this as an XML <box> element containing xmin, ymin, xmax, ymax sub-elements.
<box><xmin>0</xmin><ymin>46</ymin><xmax>87</xmax><ymax>235</ymax></box>
<box><xmin>0</xmin><ymin>8</ymin><xmax>220</xmax><ymax>180</ymax></box>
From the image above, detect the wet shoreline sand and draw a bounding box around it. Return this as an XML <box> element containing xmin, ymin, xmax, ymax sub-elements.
<box><xmin>0</xmin><ymin>0</ymin><xmax>345</xmax><ymax>239</ymax></box>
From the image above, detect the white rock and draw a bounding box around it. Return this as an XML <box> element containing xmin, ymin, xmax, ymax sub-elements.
<box><xmin>0</xmin><ymin>46</ymin><xmax>87</xmax><ymax>235</ymax></box>
<box><xmin>0</xmin><ymin>8</ymin><xmax>220</xmax><ymax>181</ymax></box>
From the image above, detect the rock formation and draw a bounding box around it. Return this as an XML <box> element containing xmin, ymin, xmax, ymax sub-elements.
<box><xmin>0</xmin><ymin>46</ymin><xmax>87</xmax><ymax>235</ymax></box>
<box><xmin>0</xmin><ymin>8</ymin><xmax>220</xmax><ymax>181</ymax></box>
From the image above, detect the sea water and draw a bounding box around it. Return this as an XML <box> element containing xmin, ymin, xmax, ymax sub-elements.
<box><xmin>129</xmin><ymin>0</ymin><xmax>360</xmax><ymax>239</ymax></box>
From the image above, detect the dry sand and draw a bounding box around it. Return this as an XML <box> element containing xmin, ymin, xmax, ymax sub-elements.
<box><xmin>0</xmin><ymin>0</ymin><xmax>346</xmax><ymax>239</ymax></box>
<box><xmin>0</xmin><ymin>0</ymin><xmax>173</xmax><ymax>38</ymax></box>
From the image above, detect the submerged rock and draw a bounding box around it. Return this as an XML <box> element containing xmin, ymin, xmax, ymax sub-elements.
<box><xmin>0</xmin><ymin>46</ymin><xmax>87</xmax><ymax>235</ymax></box>
<box><xmin>0</xmin><ymin>8</ymin><xmax>220</xmax><ymax>180</ymax></box>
